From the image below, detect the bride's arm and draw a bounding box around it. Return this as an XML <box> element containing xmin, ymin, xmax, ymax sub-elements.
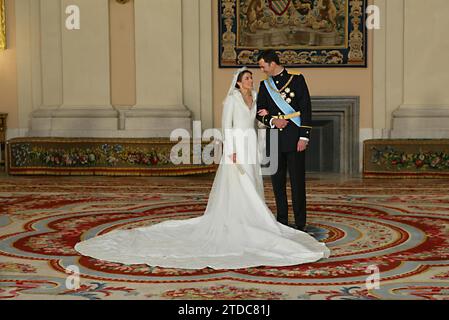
<box><xmin>221</xmin><ymin>95</ymin><xmax>236</xmax><ymax>160</ymax></box>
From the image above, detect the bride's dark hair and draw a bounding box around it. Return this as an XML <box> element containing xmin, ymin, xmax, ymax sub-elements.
<box><xmin>235</xmin><ymin>70</ymin><xmax>253</xmax><ymax>89</ymax></box>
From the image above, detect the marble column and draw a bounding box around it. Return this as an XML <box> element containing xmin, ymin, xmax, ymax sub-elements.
<box><xmin>391</xmin><ymin>0</ymin><xmax>449</xmax><ymax>138</ymax></box>
<box><xmin>374</xmin><ymin>0</ymin><xmax>449</xmax><ymax>139</ymax></box>
<box><xmin>30</xmin><ymin>0</ymin><xmax>118</xmax><ymax>137</ymax></box>
<box><xmin>126</xmin><ymin>0</ymin><xmax>191</xmax><ymax>137</ymax></box>
<box><xmin>19</xmin><ymin>0</ymin><xmax>211</xmax><ymax>138</ymax></box>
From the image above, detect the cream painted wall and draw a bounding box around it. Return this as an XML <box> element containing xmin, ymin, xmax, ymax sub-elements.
<box><xmin>373</xmin><ymin>0</ymin><xmax>449</xmax><ymax>138</ymax></box>
<box><xmin>13</xmin><ymin>0</ymin><xmax>209</xmax><ymax>138</ymax></box>
<box><xmin>134</xmin><ymin>0</ymin><xmax>183</xmax><ymax>108</ymax></box>
<box><xmin>9</xmin><ymin>0</ymin><xmax>449</xmax><ymax>139</ymax></box>
<box><xmin>110</xmin><ymin>0</ymin><xmax>136</xmax><ymax>107</ymax></box>
<box><xmin>2</xmin><ymin>0</ymin><xmax>373</xmax><ymax>133</ymax></box>
<box><xmin>212</xmin><ymin>0</ymin><xmax>374</xmax><ymax>130</ymax></box>
<box><xmin>0</xmin><ymin>0</ymin><xmax>18</xmax><ymax>129</ymax></box>
<box><xmin>60</xmin><ymin>0</ymin><xmax>111</xmax><ymax>107</ymax></box>
<box><xmin>404</xmin><ymin>0</ymin><xmax>449</xmax><ymax>106</ymax></box>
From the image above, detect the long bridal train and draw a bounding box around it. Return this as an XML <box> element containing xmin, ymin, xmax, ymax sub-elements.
<box><xmin>75</xmin><ymin>82</ymin><xmax>330</xmax><ymax>269</ymax></box>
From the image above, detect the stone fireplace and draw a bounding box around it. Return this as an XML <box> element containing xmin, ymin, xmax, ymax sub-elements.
<box><xmin>306</xmin><ymin>97</ymin><xmax>360</xmax><ymax>174</ymax></box>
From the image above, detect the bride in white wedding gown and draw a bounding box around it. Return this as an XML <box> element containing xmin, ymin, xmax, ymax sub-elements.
<box><xmin>75</xmin><ymin>68</ymin><xmax>330</xmax><ymax>269</ymax></box>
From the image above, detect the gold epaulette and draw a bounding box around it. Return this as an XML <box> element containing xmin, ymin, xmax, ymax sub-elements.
<box><xmin>287</xmin><ymin>70</ymin><xmax>302</xmax><ymax>76</ymax></box>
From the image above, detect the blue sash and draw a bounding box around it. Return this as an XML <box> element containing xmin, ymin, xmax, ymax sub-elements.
<box><xmin>264</xmin><ymin>77</ymin><xmax>301</xmax><ymax>127</ymax></box>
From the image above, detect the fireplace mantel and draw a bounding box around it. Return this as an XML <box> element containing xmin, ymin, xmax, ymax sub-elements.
<box><xmin>307</xmin><ymin>96</ymin><xmax>360</xmax><ymax>174</ymax></box>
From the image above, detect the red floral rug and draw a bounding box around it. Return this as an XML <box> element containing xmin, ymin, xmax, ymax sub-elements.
<box><xmin>1</xmin><ymin>175</ymin><xmax>449</xmax><ymax>300</ymax></box>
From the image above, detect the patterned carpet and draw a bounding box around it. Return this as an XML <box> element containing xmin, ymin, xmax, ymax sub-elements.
<box><xmin>1</xmin><ymin>174</ymin><xmax>449</xmax><ymax>300</ymax></box>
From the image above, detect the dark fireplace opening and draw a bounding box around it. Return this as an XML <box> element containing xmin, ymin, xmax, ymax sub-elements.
<box><xmin>306</xmin><ymin>119</ymin><xmax>339</xmax><ymax>173</ymax></box>
<box><xmin>304</xmin><ymin>97</ymin><xmax>360</xmax><ymax>174</ymax></box>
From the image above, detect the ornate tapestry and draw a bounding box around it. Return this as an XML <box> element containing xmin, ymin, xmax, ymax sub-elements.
<box><xmin>0</xmin><ymin>0</ymin><xmax>6</xmax><ymax>50</ymax></box>
<box><xmin>364</xmin><ymin>139</ymin><xmax>449</xmax><ymax>178</ymax></box>
<box><xmin>219</xmin><ymin>0</ymin><xmax>368</xmax><ymax>67</ymax></box>
<box><xmin>7</xmin><ymin>137</ymin><xmax>218</xmax><ymax>177</ymax></box>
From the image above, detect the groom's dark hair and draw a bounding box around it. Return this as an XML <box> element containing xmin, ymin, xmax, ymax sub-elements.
<box><xmin>257</xmin><ymin>49</ymin><xmax>281</xmax><ymax>65</ymax></box>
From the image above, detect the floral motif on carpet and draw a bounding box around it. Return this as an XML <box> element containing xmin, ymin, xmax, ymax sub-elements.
<box><xmin>1</xmin><ymin>177</ymin><xmax>449</xmax><ymax>299</ymax></box>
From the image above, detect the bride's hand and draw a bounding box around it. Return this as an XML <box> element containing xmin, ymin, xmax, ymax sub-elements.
<box><xmin>257</xmin><ymin>109</ymin><xmax>269</xmax><ymax>116</ymax></box>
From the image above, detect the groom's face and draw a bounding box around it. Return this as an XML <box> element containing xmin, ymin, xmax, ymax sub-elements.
<box><xmin>258</xmin><ymin>59</ymin><xmax>275</xmax><ymax>76</ymax></box>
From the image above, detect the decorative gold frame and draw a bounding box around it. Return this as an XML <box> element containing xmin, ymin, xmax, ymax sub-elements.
<box><xmin>0</xmin><ymin>0</ymin><xmax>5</xmax><ymax>50</ymax></box>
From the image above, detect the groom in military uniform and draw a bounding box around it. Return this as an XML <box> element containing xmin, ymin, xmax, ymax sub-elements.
<box><xmin>256</xmin><ymin>50</ymin><xmax>312</xmax><ymax>232</ymax></box>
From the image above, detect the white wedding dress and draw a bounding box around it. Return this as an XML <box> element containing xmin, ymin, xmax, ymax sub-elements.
<box><xmin>75</xmin><ymin>87</ymin><xmax>330</xmax><ymax>269</ymax></box>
